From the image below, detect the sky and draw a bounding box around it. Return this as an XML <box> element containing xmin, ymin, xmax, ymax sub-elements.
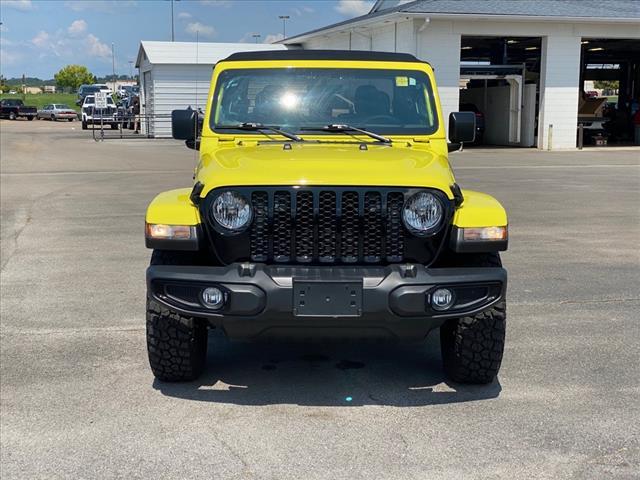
<box><xmin>0</xmin><ymin>0</ymin><xmax>375</xmax><ymax>79</ymax></box>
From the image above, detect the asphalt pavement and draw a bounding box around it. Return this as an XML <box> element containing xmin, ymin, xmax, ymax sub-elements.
<box><xmin>1</xmin><ymin>119</ymin><xmax>639</xmax><ymax>479</ymax></box>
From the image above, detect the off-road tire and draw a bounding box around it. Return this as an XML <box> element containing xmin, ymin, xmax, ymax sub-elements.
<box><xmin>9</xmin><ymin>111</ymin><xmax>16</xmax><ymax>120</ymax></box>
<box><xmin>82</xmin><ymin>119</ymin><xmax>87</xmax><ymax>130</ymax></box>
<box><xmin>146</xmin><ymin>249</ymin><xmax>208</xmax><ymax>381</ymax></box>
<box><xmin>27</xmin><ymin>116</ymin><xmax>34</xmax><ymax>121</ymax></box>
<box><xmin>146</xmin><ymin>298</ymin><xmax>207</xmax><ymax>382</ymax></box>
<box><xmin>440</xmin><ymin>253</ymin><xmax>506</xmax><ymax>384</ymax></box>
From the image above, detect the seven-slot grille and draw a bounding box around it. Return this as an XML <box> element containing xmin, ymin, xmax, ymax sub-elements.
<box><xmin>248</xmin><ymin>188</ymin><xmax>406</xmax><ymax>264</ymax></box>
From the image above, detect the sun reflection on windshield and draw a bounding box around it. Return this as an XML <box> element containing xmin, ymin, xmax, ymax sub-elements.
<box><xmin>279</xmin><ymin>92</ymin><xmax>299</xmax><ymax>110</ymax></box>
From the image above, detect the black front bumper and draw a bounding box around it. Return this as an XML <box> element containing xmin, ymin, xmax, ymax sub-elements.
<box><xmin>147</xmin><ymin>263</ymin><xmax>506</xmax><ymax>340</ymax></box>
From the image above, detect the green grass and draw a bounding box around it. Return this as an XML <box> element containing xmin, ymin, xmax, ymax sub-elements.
<box><xmin>0</xmin><ymin>93</ymin><xmax>80</xmax><ymax>111</ymax></box>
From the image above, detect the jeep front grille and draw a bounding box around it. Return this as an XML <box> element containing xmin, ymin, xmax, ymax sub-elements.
<box><xmin>248</xmin><ymin>188</ymin><xmax>405</xmax><ymax>264</ymax></box>
<box><xmin>202</xmin><ymin>186</ymin><xmax>451</xmax><ymax>266</ymax></box>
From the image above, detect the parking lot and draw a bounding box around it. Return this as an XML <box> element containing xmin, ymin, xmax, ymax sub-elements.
<box><xmin>1</xmin><ymin>119</ymin><xmax>639</xmax><ymax>479</ymax></box>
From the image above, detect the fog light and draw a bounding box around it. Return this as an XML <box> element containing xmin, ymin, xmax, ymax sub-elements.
<box><xmin>201</xmin><ymin>287</ymin><xmax>224</xmax><ymax>309</ymax></box>
<box><xmin>431</xmin><ymin>288</ymin><xmax>454</xmax><ymax>311</ymax></box>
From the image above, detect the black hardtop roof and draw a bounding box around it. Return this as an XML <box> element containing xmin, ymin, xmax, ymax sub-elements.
<box><xmin>221</xmin><ymin>49</ymin><xmax>428</xmax><ymax>64</ymax></box>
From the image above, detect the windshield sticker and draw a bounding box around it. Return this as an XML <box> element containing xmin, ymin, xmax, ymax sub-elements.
<box><xmin>395</xmin><ymin>76</ymin><xmax>409</xmax><ymax>87</ymax></box>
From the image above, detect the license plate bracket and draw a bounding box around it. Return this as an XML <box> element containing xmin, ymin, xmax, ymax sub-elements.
<box><xmin>293</xmin><ymin>280</ymin><xmax>362</xmax><ymax>317</ymax></box>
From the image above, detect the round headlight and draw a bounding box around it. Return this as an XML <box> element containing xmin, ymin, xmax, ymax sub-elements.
<box><xmin>212</xmin><ymin>191</ymin><xmax>252</xmax><ymax>230</ymax></box>
<box><xmin>403</xmin><ymin>191</ymin><xmax>443</xmax><ymax>235</ymax></box>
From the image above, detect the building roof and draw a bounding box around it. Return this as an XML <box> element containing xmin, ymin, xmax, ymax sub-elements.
<box><xmin>397</xmin><ymin>0</ymin><xmax>640</xmax><ymax>18</ymax></box>
<box><xmin>135</xmin><ymin>41</ymin><xmax>287</xmax><ymax>68</ymax></box>
<box><xmin>282</xmin><ymin>0</ymin><xmax>640</xmax><ymax>44</ymax></box>
<box><xmin>221</xmin><ymin>50</ymin><xmax>424</xmax><ymax>63</ymax></box>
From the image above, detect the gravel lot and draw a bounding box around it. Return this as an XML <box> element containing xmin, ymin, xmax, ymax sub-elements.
<box><xmin>1</xmin><ymin>119</ymin><xmax>639</xmax><ymax>479</ymax></box>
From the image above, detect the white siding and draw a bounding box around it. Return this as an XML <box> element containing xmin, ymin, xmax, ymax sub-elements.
<box><xmin>304</xmin><ymin>36</ymin><xmax>330</xmax><ymax>49</ymax></box>
<box><xmin>135</xmin><ymin>42</ymin><xmax>287</xmax><ymax>138</ymax></box>
<box><xmin>142</xmin><ymin>71</ymin><xmax>154</xmax><ymax>135</ymax></box>
<box><xmin>395</xmin><ymin>20</ymin><xmax>415</xmax><ymax>54</ymax></box>
<box><xmin>350</xmin><ymin>31</ymin><xmax>372</xmax><ymax>50</ymax></box>
<box><xmin>148</xmin><ymin>64</ymin><xmax>213</xmax><ymax>138</ymax></box>
<box><xmin>138</xmin><ymin>41</ymin><xmax>286</xmax><ymax>65</ymax></box>
<box><xmin>305</xmin><ymin>33</ymin><xmax>349</xmax><ymax>50</ymax></box>
<box><xmin>449</xmin><ymin>19</ymin><xmax>640</xmax><ymax>39</ymax></box>
<box><xmin>538</xmin><ymin>35</ymin><xmax>581</xmax><ymax>149</ymax></box>
<box><xmin>370</xmin><ymin>24</ymin><xmax>395</xmax><ymax>50</ymax></box>
<box><xmin>416</xmin><ymin>21</ymin><xmax>461</xmax><ymax>137</ymax></box>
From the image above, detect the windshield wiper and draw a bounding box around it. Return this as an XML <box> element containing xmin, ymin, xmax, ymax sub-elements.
<box><xmin>215</xmin><ymin>122</ymin><xmax>303</xmax><ymax>142</ymax></box>
<box><xmin>300</xmin><ymin>124</ymin><xmax>391</xmax><ymax>144</ymax></box>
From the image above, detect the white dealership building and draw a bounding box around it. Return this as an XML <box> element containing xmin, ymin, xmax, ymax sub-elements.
<box><xmin>280</xmin><ymin>0</ymin><xmax>640</xmax><ymax>150</ymax></box>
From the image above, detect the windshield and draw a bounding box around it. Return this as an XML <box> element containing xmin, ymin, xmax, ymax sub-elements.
<box><xmin>211</xmin><ymin>68</ymin><xmax>438</xmax><ymax>135</ymax></box>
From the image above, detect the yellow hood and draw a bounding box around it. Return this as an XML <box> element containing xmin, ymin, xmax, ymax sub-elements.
<box><xmin>196</xmin><ymin>142</ymin><xmax>456</xmax><ymax>199</ymax></box>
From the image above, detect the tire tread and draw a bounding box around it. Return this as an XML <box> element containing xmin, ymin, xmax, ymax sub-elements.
<box><xmin>440</xmin><ymin>253</ymin><xmax>506</xmax><ymax>384</ymax></box>
<box><xmin>146</xmin><ymin>298</ymin><xmax>207</xmax><ymax>382</ymax></box>
<box><xmin>146</xmin><ymin>250</ymin><xmax>207</xmax><ymax>382</ymax></box>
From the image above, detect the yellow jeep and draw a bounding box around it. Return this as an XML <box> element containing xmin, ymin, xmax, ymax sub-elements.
<box><xmin>145</xmin><ymin>50</ymin><xmax>508</xmax><ymax>384</ymax></box>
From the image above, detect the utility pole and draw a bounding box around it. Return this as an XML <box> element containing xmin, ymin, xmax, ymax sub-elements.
<box><xmin>169</xmin><ymin>0</ymin><xmax>180</xmax><ymax>41</ymax></box>
<box><xmin>278</xmin><ymin>15</ymin><xmax>290</xmax><ymax>39</ymax></box>
<box><xmin>111</xmin><ymin>42</ymin><xmax>116</xmax><ymax>88</ymax></box>
<box><xmin>0</xmin><ymin>22</ymin><xmax>4</xmax><ymax>92</ymax></box>
<box><xmin>252</xmin><ymin>34</ymin><xmax>261</xmax><ymax>43</ymax></box>
<box><xmin>128</xmin><ymin>60</ymin><xmax>134</xmax><ymax>80</ymax></box>
<box><xmin>171</xmin><ymin>0</ymin><xmax>175</xmax><ymax>41</ymax></box>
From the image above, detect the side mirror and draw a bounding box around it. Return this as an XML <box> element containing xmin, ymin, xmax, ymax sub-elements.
<box><xmin>448</xmin><ymin>111</ymin><xmax>476</xmax><ymax>144</ymax></box>
<box><xmin>172</xmin><ymin>108</ymin><xmax>198</xmax><ymax>140</ymax></box>
<box><xmin>185</xmin><ymin>138</ymin><xmax>201</xmax><ymax>150</ymax></box>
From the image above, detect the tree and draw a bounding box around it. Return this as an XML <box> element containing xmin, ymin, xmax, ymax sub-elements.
<box><xmin>594</xmin><ymin>80</ymin><xmax>619</xmax><ymax>91</ymax></box>
<box><xmin>54</xmin><ymin>65</ymin><xmax>95</xmax><ymax>91</ymax></box>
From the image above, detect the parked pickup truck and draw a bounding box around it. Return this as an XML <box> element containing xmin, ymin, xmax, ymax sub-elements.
<box><xmin>81</xmin><ymin>94</ymin><xmax>118</xmax><ymax>130</ymax></box>
<box><xmin>0</xmin><ymin>99</ymin><xmax>37</xmax><ymax>120</ymax></box>
<box><xmin>146</xmin><ymin>50</ymin><xmax>509</xmax><ymax>384</ymax></box>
